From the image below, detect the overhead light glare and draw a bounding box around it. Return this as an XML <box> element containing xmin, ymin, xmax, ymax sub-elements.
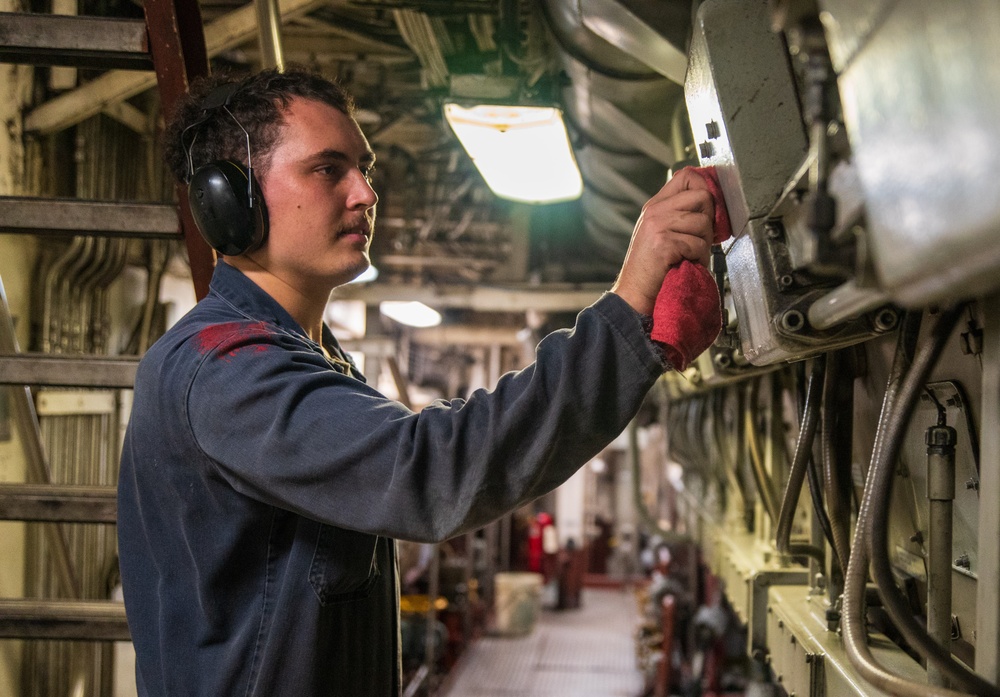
<box><xmin>379</xmin><ymin>301</ymin><xmax>442</xmax><ymax>328</ymax></box>
<box><xmin>444</xmin><ymin>103</ymin><xmax>583</xmax><ymax>204</ymax></box>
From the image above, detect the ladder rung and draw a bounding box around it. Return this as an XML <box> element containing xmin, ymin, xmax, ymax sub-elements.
<box><xmin>0</xmin><ymin>484</ymin><xmax>116</xmax><ymax>523</ymax></box>
<box><xmin>0</xmin><ymin>13</ymin><xmax>152</xmax><ymax>70</ymax></box>
<box><xmin>0</xmin><ymin>354</ymin><xmax>138</xmax><ymax>388</ymax></box>
<box><xmin>0</xmin><ymin>599</ymin><xmax>129</xmax><ymax>641</ymax></box>
<box><xmin>0</xmin><ymin>197</ymin><xmax>181</xmax><ymax>239</ymax></box>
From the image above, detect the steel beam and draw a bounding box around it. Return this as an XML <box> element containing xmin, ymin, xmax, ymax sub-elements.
<box><xmin>0</xmin><ymin>12</ymin><xmax>151</xmax><ymax>70</ymax></box>
<box><xmin>0</xmin><ymin>197</ymin><xmax>181</xmax><ymax>239</ymax></box>
<box><xmin>0</xmin><ymin>599</ymin><xmax>129</xmax><ymax>641</ymax></box>
<box><xmin>23</xmin><ymin>0</ymin><xmax>332</xmax><ymax>135</ymax></box>
<box><xmin>0</xmin><ymin>354</ymin><xmax>138</xmax><ymax>388</ymax></box>
<box><xmin>0</xmin><ymin>484</ymin><xmax>117</xmax><ymax>523</ymax></box>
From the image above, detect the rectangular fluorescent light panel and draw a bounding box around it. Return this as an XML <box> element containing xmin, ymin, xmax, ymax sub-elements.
<box><xmin>444</xmin><ymin>103</ymin><xmax>583</xmax><ymax>204</ymax></box>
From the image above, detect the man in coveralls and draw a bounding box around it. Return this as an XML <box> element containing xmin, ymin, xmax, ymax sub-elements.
<box><xmin>117</xmin><ymin>68</ymin><xmax>717</xmax><ymax>696</ymax></box>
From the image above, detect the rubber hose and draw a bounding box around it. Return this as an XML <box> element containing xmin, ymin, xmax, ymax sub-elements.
<box><xmin>866</xmin><ymin>306</ymin><xmax>1000</xmax><ymax>697</ymax></box>
<box><xmin>822</xmin><ymin>350</ymin><xmax>852</xmax><ymax>575</ymax></box>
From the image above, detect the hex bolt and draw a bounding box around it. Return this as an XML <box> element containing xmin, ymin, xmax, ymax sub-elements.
<box><xmin>765</xmin><ymin>223</ymin><xmax>783</xmax><ymax>239</ymax></box>
<box><xmin>780</xmin><ymin>309</ymin><xmax>806</xmax><ymax>333</ymax></box>
<box><xmin>966</xmin><ymin>478</ymin><xmax>980</xmax><ymax>491</ymax></box>
<box><xmin>874</xmin><ymin>308</ymin><xmax>898</xmax><ymax>333</ymax></box>
<box><xmin>779</xmin><ymin>274</ymin><xmax>795</xmax><ymax>290</ymax></box>
<box><xmin>955</xmin><ymin>553</ymin><xmax>971</xmax><ymax>570</ymax></box>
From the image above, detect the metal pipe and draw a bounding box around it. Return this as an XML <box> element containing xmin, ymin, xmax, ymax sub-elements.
<box><xmin>807</xmin><ymin>279</ymin><xmax>890</xmax><ymax>330</ymax></box>
<box><xmin>744</xmin><ymin>379</ymin><xmax>780</xmax><ymax>526</ymax></box>
<box><xmin>0</xmin><ymin>278</ymin><xmax>81</xmax><ymax>600</ymax></box>
<box><xmin>775</xmin><ymin>356</ymin><xmax>825</xmax><ymax>557</ymax></box>
<box><xmin>423</xmin><ymin>543</ymin><xmax>440</xmax><ymax>678</ymax></box>
<box><xmin>866</xmin><ymin>306</ymin><xmax>1000</xmax><ymax>696</ymax></box>
<box><xmin>926</xmin><ymin>423</ymin><xmax>956</xmax><ymax>689</ymax></box>
<box><xmin>842</xmin><ymin>312</ymin><xmax>940</xmax><ymax>697</ymax></box>
<box><xmin>254</xmin><ymin>0</ymin><xmax>285</xmax><ymax>70</ymax></box>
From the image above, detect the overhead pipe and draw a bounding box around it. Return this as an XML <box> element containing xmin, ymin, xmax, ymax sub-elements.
<box><xmin>254</xmin><ymin>0</ymin><xmax>286</xmax><ymax>70</ymax></box>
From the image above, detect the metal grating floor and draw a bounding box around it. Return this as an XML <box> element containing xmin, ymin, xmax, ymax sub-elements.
<box><xmin>438</xmin><ymin>588</ymin><xmax>644</xmax><ymax>697</ymax></box>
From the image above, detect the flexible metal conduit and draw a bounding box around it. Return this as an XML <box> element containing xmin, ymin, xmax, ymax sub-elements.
<box><xmin>775</xmin><ymin>356</ymin><xmax>826</xmax><ymax>562</ymax></box>
<box><xmin>843</xmin><ymin>311</ymin><xmax>988</xmax><ymax>697</ymax></box>
<box><xmin>865</xmin><ymin>306</ymin><xmax>1000</xmax><ymax>697</ymax></box>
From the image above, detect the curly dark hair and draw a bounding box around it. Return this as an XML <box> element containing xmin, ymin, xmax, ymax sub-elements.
<box><xmin>162</xmin><ymin>67</ymin><xmax>356</xmax><ymax>184</ymax></box>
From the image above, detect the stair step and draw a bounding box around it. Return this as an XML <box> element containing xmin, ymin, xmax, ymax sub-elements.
<box><xmin>0</xmin><ymin>484</ymin><xmax>117</xmax><ymax>523</ymax></box>
<box><xmin>0</xmin><ymin>12</ymin><xmax>151</xmax><ymax>70</ymax></box>
<box><xmin>0</xmin><ymin>354</ymin><xmax>138</xmax><ymax>388</ymax></box>
<box><xmin>0</xmin><ymin>197</ymin><xmax>181</xmax><ymax>239</ymax></box>
<box><xmin>0</xmin><ymin>599</ymin><xmax>129</xmax><ymax>640</ymax></box>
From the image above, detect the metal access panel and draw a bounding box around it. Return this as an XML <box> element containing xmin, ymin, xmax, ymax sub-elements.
<box><xmin>824</xmin><ymin>0</ymin><xmax>1000</xmax><ymax>306</ymax></box>
<box><xmin>684</xmin><ymin>0</ymin><xmax>807</xmax><ymax>239</ymax></box>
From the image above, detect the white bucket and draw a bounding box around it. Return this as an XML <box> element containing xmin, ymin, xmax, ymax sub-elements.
<box><xmin>493</xmin><ymin>572</ymin><xmax>544</xmax><ymax>636</ymax></box>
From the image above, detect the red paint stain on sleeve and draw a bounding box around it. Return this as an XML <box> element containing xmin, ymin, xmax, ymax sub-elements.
<box><xmin>195</xmin><ymin>321</ymin><xmax>274</xmax><ymax>361</ymax></box>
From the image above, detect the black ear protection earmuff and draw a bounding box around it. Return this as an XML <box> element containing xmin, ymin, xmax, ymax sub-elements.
<box><xmin>182</xmin><ymin>83</ymin><xmax>269</xmax><ymax>256</ymax></box>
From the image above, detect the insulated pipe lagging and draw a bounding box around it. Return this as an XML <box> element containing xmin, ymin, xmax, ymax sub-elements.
<box><xmin>775</xmin><ymin>356</ymin><xmax>825</xmax><ymax>557</ymax></box>
<box><xmin>865</xmin><ymin>306</ymin><xmax>1000</xmax><ymax>697</ymax></box>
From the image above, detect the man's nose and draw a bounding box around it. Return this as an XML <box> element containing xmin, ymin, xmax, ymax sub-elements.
<box><xmin>348</xmin><ymin>171</ymin><xmax>378</xmax><ymax>210</ymax></box>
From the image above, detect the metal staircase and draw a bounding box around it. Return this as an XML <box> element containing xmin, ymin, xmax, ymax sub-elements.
<box><xmin>0</xmin><ymin>0</ymin><xmax>213</xmax><ymax>692</ymax></box>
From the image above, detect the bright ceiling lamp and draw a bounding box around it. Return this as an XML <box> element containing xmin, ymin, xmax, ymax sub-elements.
<box><xmin>444</xmin><ymin>103</ymin><xmax>583</xmax><ymax>204</ymax></box>
<box><xmin>379</xmin><ymin>301</ymin><xmax>442</xmax><ymax>328</ymax></box>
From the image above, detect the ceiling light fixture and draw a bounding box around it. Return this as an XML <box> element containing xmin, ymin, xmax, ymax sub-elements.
<box><xmin>444</xmin><ymin>102</ymin><xmax>583</xmax><ymax>204</ymax></box>
<box><xmin>379</xmin><ymin>301</ymin><xmax>442</xmax><ymax>328</ymax></box>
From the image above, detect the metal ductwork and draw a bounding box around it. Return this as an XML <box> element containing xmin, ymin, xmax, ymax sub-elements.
<box><xmin>541</xmin><ymin>0</ymin><xmax>691</xmax><ymax>263</ymax></box>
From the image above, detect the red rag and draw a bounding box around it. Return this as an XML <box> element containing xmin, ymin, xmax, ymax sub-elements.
<box><xmin>650</xmin><ymin>166</ymin><xmax>733</xmax><ymax>371</ymax></box>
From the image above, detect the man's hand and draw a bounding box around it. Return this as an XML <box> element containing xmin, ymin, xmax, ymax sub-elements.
<box><xmin>611</xmin><ymin>168</ymin><xmax>716</xmax><ymax>316</ymax></box>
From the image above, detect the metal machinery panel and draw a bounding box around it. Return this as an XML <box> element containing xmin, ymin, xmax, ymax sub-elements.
<box><xmin>767</xmin><ymin>586</ymin><xmax>928</xmax><ymax>697</ymax></box>
<box><xmin>685</xmin><ymin>0</ymin><xmax>806</xmax><ymax>236</ymax></box>
<box><xmin>685</xmin><ymin>0</ymin><xmax>895</xmax><ymax>367</ymax></box>
<box><xmin>823</xmin><ymin>0</ymin><xmax>1000</xmax><ymax>306</ymax></box>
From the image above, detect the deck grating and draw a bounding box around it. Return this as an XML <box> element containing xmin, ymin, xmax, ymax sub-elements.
<box><xmin>438</xmin><ymin>587</ymin><xmax>644</xmax><ymax>697</ymax></box>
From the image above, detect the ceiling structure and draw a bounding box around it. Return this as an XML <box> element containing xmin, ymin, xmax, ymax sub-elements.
<box><xmin>23</xmin><ymin>0</ymin><xmax>693</xmax><ymax>395</ymax></box>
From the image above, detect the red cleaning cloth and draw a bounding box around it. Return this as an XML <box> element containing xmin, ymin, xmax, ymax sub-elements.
<box><xmin>650</xmin><ymin>166</ymin><xmax>732</xmax><ymax>371</ymax></box>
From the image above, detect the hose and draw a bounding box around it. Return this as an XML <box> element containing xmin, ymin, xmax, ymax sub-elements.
<box><xmin>822</xmin><ymin>350</ymin><xmax>853</xmax><ymax>575</ymax></box>
<box><xmin>745</xmin><ymin>378</ymin><xmax>781</xmax><ymax>526</ymax></box>
<box><xmin>775</xmin><ymin>356</ymin><xmax>826</xmax><ymax>559</ymax></box>
<box><xmin>866</xmin><ymin>306</ymin><xmax>1000</xmax><ymax>697</ymax></box>
<box><xmin>843</xmin><ymin>311</ymin><xmax>980</xmax><ymax>697</ymax></box>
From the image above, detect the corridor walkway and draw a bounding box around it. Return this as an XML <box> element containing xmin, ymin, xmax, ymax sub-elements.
<box><xmin>438</xmin><ymin>587</ymin><xmax>645</xmax><ymax>697</ymax></box>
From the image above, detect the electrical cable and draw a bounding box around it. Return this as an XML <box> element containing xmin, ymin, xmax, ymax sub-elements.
<box><xmin>866</xmin><ymin>305</ymin><xmax>1000</xmax><ymax>697</ymax></box>
<box><xmin>776</xmin><ymin>356</ymin><xmax>826</xmax><ymax>559</ymax></box>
